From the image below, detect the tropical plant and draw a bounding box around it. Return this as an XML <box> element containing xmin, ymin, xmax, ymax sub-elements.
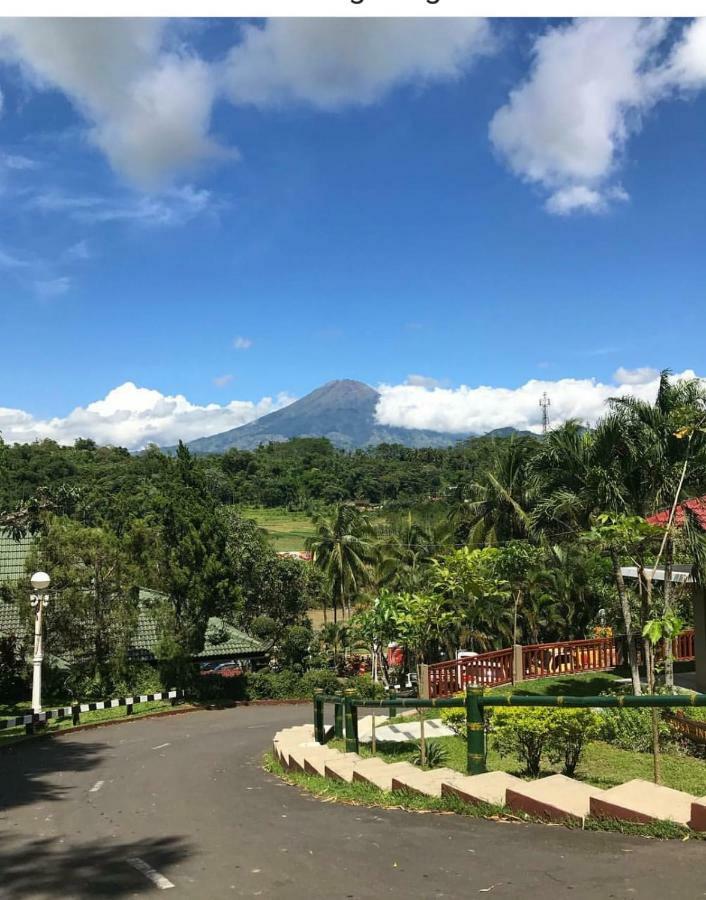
<box><xmin>306</xmin><ymin>504</ymin><xmax>376</xmax><ymax>622</ymax></box>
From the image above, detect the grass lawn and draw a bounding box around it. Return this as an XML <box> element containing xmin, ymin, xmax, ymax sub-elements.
<box><xmin>351</xmin><ymin>671</ymin><xmax>706</xmax><ymax>796</ymax></box>
<box><xmin>0</xmin><ymin>699</ymin><xmax>192</xmax><ymax>748</ymax></box>
<box><xmin>241</xmin><ymin>506</ymin><xmax>315</xmax><ymax>551</ymax></box>
<box><xmin>383</xmin><ymin>672</ymin><xmax>626</xmax><ymax>726</ymax></box>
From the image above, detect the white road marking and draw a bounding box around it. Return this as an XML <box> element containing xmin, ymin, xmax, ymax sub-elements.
<box><xmin>89</xmin><ymin>780</ymin><xmax>104</xmax><ymax>793</ymax></box>
<box><xmin>152</xmin><ymin>742</ymin><xmax>171</xmax><ymax>750</ymax></box>
<box><xmin>127</xmin><ymin>857</ymin><xmax>175</xmax><ymax>890</ymax></box>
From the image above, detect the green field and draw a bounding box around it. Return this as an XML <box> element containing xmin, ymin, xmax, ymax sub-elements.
<box><xmin>241</xmin><ymin>507</ymin><xmax>316</xmax><ymax>551</ymax></box>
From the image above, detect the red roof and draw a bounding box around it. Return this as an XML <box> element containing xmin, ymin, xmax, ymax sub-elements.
<box><xmin>646</xmin><ymin>496</ymin><xmax>706</xmax><ymax>530</ymax></box>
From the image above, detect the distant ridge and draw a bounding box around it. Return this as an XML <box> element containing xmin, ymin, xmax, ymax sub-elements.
<box><xmin>182</xmin><ymin>379</ymin><xmax>470</xmax><ymax>453</ymax></box>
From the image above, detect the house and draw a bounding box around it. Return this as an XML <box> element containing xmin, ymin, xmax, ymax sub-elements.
<box><xmin>0</xmin><ymin>532</ymin><xmax>266</xmax><ymax>668</ymax></box>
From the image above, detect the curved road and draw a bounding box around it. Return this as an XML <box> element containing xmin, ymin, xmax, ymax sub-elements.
<box><xmin>1</xmin><ymin>705</ymin><xmax>704</xmax><ymax>899</ymax></box>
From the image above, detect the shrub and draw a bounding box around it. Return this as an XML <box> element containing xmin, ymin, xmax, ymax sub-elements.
<box><xmin>440</xmin><ymin>693</ymin><xmax>466</xmax><ymax>736</ymax></box>
<box><xmin>299</xmin><ymin>669</ymin><xmax>341</xmax><ymax>696</ymax></box>
<box><xmin>599</xmin><ymin>707</ymin><xmax>672</xmax><ymax>753</ymax></box>
<box><xmin>112</xmin><ymin>663</ymin><xmax>165</xmax><ymax>697</ymax></box>
<box><xmin>345</xmin><ymin>673</ymin><xmax>385</xmax><ymax>700</ymax></box>
<box><xmin>196</xmin><ymin>673</ymin><xmax>248</xmax><ymax>702</ymax></box>
<box><xmin>491</xmin><ymin>707</ymin><xmax>554</xmax><ymax>777</ymax></box>
<box><xmin>412</xmin><ymin>739</ymin><xmax>448</xmax><ymax>769</ymax></box>
<box><xmin>546</xmin><ymin>708</ymin><xmax>601</xmax><ymax>776</ymax></box>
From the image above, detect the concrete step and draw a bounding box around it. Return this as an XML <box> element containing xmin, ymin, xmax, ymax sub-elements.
<box><xmin>324</xmin><ymin>758</ymin><xmax>362</xmax><ymax>783</ymax></box>
<box><xmin>352</xmin><ymin>760</ymin><xmax>419</xmax><ymax>791</ymax></box>
<box><xmin>441</xmin><ymin>771</ymin><xmax>526</xmax><ymax>808</ymax></box>
<box><xmin>590</xmin><ymin>779</ymin><xmax>694</xmax><ymax>826</ymax></box>
<box><xmin>305</xmin><ymin>751</ymin><xmax>358</xmax><ymax>777</ymax></box>
<box><xmin>689</xmin><ymin>797</ymin><xmax>706</xmax><ymax>831</ymax></box>
<box><xmin>287</xmin><ymin>745</ymin><xmax>340</xmax><ymax>773</ymax></box>
<box><xmin>391</xmin><ymin>766</ymin><xmax>463</xmax><ymax>798</ymax></box>
<box><xmin>506</xmin><ymin>774</ymin><xmax>606</xmax><ymax>825</ymax></box>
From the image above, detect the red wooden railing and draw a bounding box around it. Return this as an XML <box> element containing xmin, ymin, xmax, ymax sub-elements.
<box><xmin>428</xmin><ymin>648</ymin><xmax>513</xmax><ymax>698</ymax></box>
<box><xmin>522</xmin><ymin>636</ymin><xmax>620</xmax><ymax>681</ymax></box>
<box><xmin>427</xmin><ymin>629</ymin><xmax>696</xmax><ymax>698</ymax></box>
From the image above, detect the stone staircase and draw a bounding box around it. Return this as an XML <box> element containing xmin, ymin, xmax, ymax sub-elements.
<box><xmin>272</xmin><ymin>725</ymin><xmax>706</xmax><ymax>831</ymax></box>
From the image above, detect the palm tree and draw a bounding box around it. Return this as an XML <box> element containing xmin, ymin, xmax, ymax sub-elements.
<box><xmin>529</xmin><ymin>418</ymin><xmax>628</xmax><ymax>538</ymax></box>
<box><xmin>608</xmin><ymin>371</ymin><xmax>706</xmax><ymax>686</ymax></box>
<box><xmin>306</xmin><ymin>504</ymin><xmax>376</xmax><ymax>623</ymax></box>
<box><xmin>375</xmin><ymin>511</ymin><xmax>453</xmax><ymax>592</ymax></box>
<box><xmin>459</xmin><ymin>437</ymin><xmax>537</xmax><ymax>546</ymax></box>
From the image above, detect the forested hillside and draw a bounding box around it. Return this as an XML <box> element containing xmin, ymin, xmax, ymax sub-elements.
<box><xmin>0</xmin><ymin>434</ymin><xmax>517</xmax><ymax>514</ymax></box>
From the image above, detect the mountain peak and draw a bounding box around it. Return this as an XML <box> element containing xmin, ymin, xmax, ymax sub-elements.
<box><xmin>181</xmin><ymin>379</ymin><xmax>468</xmax><ymax>453</ymax></box>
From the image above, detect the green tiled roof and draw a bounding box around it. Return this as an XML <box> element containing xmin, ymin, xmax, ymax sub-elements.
<box><xmin>0</xmin><ymin>531</ymin><xmax>34</xmax><ymax>584</ymax></box>
<box><xmin>0</xmin><ymin>538</ymin><xmax>264</xmax><ymax>660</ymax></box>
<box><xmin>133</xmin><ymin>589</ymin><xmax>266</xmax><ymax>660</ymax></box>
<box><xmin>0</xmin><ymin>531</ymin><xmax>34</xmax><ymax>639</ymax></box>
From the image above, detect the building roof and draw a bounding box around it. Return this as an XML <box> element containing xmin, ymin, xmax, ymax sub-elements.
<box><xmin>132</xmin><ymin>589</ymin><xmax>266</xmax><ymax>661</ymax></box>
<box><xmin>0</xmin><ymin>531</ymin><xmax>34</xmax><ymax>584</ymax></box>
<box><xmin>620</xmin><ymin>564</ymin><xmax>695</xmax><ymax>584</ymax></box>
<box><xmin>646</xmin><ymin>496</ymin><xmax>706</xmax><ymax>531</ymax></box>
<box><xmin>0</xmin><ymin>536</ymin><xmax>265</xmax><ymax>660</ymax></box>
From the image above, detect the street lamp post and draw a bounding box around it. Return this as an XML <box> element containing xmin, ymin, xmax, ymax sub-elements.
<box><xmin>30</xmin><ymin>571</ymin><xmax>51</xmax><ymax>713</ymax></box>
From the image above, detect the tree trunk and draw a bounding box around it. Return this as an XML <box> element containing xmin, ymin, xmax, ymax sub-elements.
<box><xmin>663</xmin><ymin>537</ymin><xmax>674</xmax><ymax>690</ymax></box>
<box><xmin>611</xmin><ymin>548</ymin><xmax>641</xmax><ymax>695</ymax></box>
<box><xmin>638</xmin><ymin>563</ymin><xmax>655</xmax><ymax>693</ymax></box>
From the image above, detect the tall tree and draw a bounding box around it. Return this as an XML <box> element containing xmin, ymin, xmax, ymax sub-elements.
<box><xmin>460</xmin><ymin>437</ymin><xmax>537</xmax><ymax>546</ymax></box>
<box><xmin>31</xmin><ymin>517</ymin><xmax>140</xmax><ymax>691</ymax></box>
<box><xmin>306</xmin><ymin>504</ymin><xmax>376</xmax><ymax>622</ymax></box>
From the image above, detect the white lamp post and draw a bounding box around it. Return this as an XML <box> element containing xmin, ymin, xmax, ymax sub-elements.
<box><xmin>30</xmin><ymin>571</ymin><xmax>51</xmax><ymax>712</ymax></box>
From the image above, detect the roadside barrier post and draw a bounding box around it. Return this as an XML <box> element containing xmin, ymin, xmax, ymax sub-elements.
<box><xmin>334</xmin><ymin>692</ymin><xmax>344</xmax><ymax>739</ymax></box>
<box><xmin>71</xmin><ymin>704</ymin><xmax>81</xmax><ymax>726</ymax></box>
<box><xmin>313</xmin><ymin>689</ymin><xmax>325</xmax><ymax>744</ymax></box>
<box><xmin>126</xmin><ymin>701</ymin><xmax>133</xmax><ymax>717</ymax></box>
<box><xmin>465</xmin><ymin>686</ymin><xmax>486</xmax><ymax>775</ymax></box>
<box><xmin>387</xmin><ymin>690</ymin><xmax>396</xmax><ymax>719</ymax></box>
<box><xmin>344</xmin><ymin>689</ymin><xmax>359</xmax><ymax>754</ymax></box>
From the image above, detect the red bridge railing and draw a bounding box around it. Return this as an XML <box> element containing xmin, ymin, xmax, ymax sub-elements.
<box><xmin>427</xmin><ymin>629</ymin><xmax>696</xmax><ymax>698</ymax></box>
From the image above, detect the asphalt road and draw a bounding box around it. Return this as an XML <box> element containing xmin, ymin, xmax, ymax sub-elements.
<box><xmin>1</xmin><ymin>704</ymin><xmax>705</xmax><ymax>899</ymax></box>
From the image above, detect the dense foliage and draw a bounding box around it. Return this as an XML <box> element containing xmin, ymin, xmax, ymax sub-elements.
<box><xmin>3</xmin><ymin>370</ymin><xmax>706</xmax><ymax>704</ymax></box>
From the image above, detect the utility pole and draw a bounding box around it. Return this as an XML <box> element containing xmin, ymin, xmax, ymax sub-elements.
<box><xmin>539</xmin><ymin>392</ymin><xmax>551</xmax><ymax>434</ymax></box>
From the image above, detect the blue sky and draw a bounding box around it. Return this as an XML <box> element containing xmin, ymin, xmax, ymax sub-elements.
<box><xmin>0</xmin><ymin>18</ymin><xmax>705</xmax><ymax>448</ymax></box>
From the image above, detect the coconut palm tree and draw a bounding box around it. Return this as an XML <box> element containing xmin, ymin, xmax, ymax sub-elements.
<box><xmin>306</xmin><ymin>504</ymin><xmax>376</xmax><ymax>623</ymax></box>
<box><xmin>459</xmin><ymin>437</ymin><xmax>537</xmax><ymax>546</ymax></box>
<box><xmin>375</xmin><ymin>510</ymin><xmax>454</xmax><ymax>592</ymax></box>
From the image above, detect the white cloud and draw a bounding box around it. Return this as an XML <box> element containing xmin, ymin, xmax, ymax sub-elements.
<box><xmin>62</xmin><ymin>240</ymin><xmax>90</xmax><ymax>262</ymax></box>
<box><xmin>1</xmin><ymin>152</ymin><xmax>37</xmax><ymax>170</ymax></box>
<box><xmin>0</xmin><ymin>19</ymin><xmax>223</xmax><ymax>187</ymax></box>
<box><xmin>225</xmin><ymin>18</ymin><xmax>492</xmax><ymax>110</ymax></box>
<box><xmin>0</xmin><ymin>381</ymin><xmax>295</xmax><ymax>450</ymax></box>
<box><xmin>660</xmin><ymin>18</ymin><xmax>706</xmax><ymax>90</ymax></box>
<box><xmin>233</xmin><ymin>336</ymin><xmax>253</xmax><ymax>350</ymax></box>
<box><xmin>213</xmin><ymin>374</ymin><xmax>234</xmax><ymax>388</ymax></box>
<box><xmin>34</xmin><ymin>276</ymin><xmax>70</xmax><ymax>297</ymax></box>
<box><xmin>490</xmin><ymin>18</ymin><xmax>668</xmax><ymax>214</ymax></box>
<box><xmin>375</xmin><ymin>369</ymin><xmax>702</xmax><ymax>435</ymax></box>
<box><xmin>491</xmin><ymin>18</ymin><xmax>706</xmax><ymax>214</ymax></box>
<box><xmin>29</xmin><ymin>185</ymin><xmax>215</xmax><ymax>227</ymax></box>
<box><xmin>613</xmin><ymin>366</ymin><xmax>660</xmax><ymax>385</ymax></box>
<box><xmin>406</xmin><ymin>374</ymin><xmax>444</xmax><ymax>388</ymax></box>
<box><xmin>545</xmin><ymin>185</ymin><xmax>628</xmax><ymax>215</ymax></box>
<box><xmin>0</xmin><ymin>246</ymin><xmax>29</xmax><ymax>269</ymax></box>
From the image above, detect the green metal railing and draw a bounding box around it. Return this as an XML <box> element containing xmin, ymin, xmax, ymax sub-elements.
<box><xmin>312</xmin><ymin>687</ymin><xmax>706</xmax><ymax>775</ymax></box>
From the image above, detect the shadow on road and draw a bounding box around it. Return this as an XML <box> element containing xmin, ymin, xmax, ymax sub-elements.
<box><xmin>0</xmin><ymin>737</ymin><xmax>106</xmax><ymax>813</ymax></box>
<box><xmin>0</xmin><ymin>834</ymin><xmax>192</xmax><ymax>897</ymax></box>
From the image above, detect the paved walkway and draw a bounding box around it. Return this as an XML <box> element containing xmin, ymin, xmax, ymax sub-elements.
<box><xmin>1</xmin><ymin>704</ymin><xmax>705</xmax><ymax>898</ymax></box>
<box><xmin>358</xmin><ymin>715</ymin><xmax>455</xmax><ymax>742</ymax></box>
